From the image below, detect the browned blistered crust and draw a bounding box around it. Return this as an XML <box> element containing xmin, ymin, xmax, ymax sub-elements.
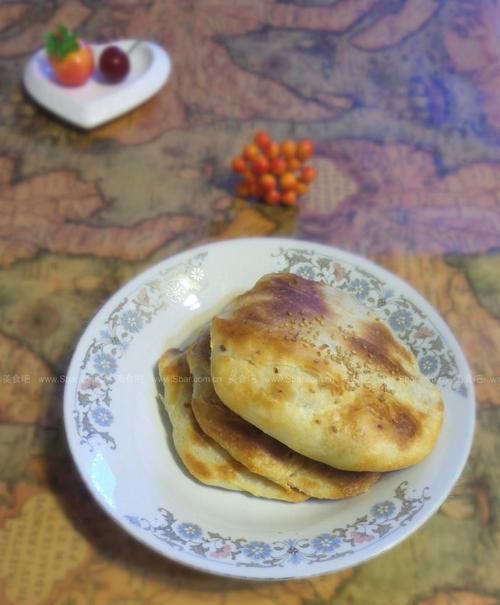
<box><xmin>211</xmin><ymin>273</ymin><xmax>444</xmax><ymax>472</ymax></box>
<box><xmin>158</xmin><ymin>347</ymin><xmax>308</xmax><ymax>502</ymax></box>
<box><xmin>188</xmin><ymin>330</ymin><xmax>380</xmax><ymax>499</ymax></box>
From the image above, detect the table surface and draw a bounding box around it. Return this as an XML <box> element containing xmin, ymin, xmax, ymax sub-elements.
<box><xmin>1</xmin><ymin>2</ymin><xmax>499</xmax><ymax>604</ymax></box>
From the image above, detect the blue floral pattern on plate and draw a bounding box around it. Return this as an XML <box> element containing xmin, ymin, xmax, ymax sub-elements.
<box><xmin>73</xmin><ymin>245</ymin><xmax>466</xmax><ymax>450</ymax></box>
<box><xmin>73</xmin><ymin>252</ymin><xmax>207</xmax><ymax>450</ymax></box>
<box><xmin>126</xmin><ymin>482</ymin><xmax>429</xmax><ymax>568</ymax></box>
<box><xmin>66</xmin><ymin>240</ymin><xmax>473</xmax><ymax>577</ymax></box>
<box><xmin>274</xmin><ymin>247</ymin><xmax>467</xmax><ymax>396</ymax></box>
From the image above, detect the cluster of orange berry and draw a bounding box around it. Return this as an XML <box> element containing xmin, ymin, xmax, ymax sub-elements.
<box><xmin>232</xmin><ymin>132</ymin><xmax>317</xmax><ymax>206</ymax></box>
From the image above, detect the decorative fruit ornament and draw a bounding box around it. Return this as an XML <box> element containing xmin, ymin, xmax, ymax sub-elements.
<box><xmin>45</xmin><ymin>25</ymin><xmax>94</xmax><ymax>86</ymax></box>
<box><xmin>266</xmin><ymin>142</ymin><xmax>280</xmax><ymax>159</ymax></box>
<box><xmin>281</xmin><ymin>139</ymin><xmax>297</xmax><ymax>159</ymax></box>
<box><xmin>231</xmin><ymin>132</ymin><xmax>317</xmax><ymax>207</ymax></box>
<box><xmin>280</xmin><ymin>172</ymin><xmax>298</xmax><ymax>191</ymax></box>
<box><xmin>297</xmin><ymin>139</ymin><xmax>315</xmax><ymax>161</ymax></box>
<box><xmin>259</xmin><ymin>174</ymin><xmax>277</xmax><ymax>191</ymax></box>
<box><xmin>282</xmin><ymin>190</ymin><xmax>297</xmax><ymax>206</ymax></box>
<box><xmin>265</xmin><ymin>190</ymin><xmax>281</xmax><ymax>205</ymax></box>
<box><xmin>252</xmin><ymin>156</ymin><xmax>270</xmax><ymax>174</ymax></box>
<box><xmin>243</xmin><ymin>144</ymin><xmax>260</xmax><ymax>161</ymax></box>
<box><xmin>99</xmin><ymin>45</ymin><xmax>130</xmax><ymax>82</ymax></box>
<box><xmin>301</xmin><ymin>165</ymin><xmax>317</xmax><ymax>183</ymax></box>
<box><xmin>232</xmin><ymin>157</ymin><xmax>246</xmax><ymax>173</ymax></box>
<box><xmin>270</xmin><ymin>157</ymin><xmax>287</xmax><ymax>176</ymax></box>
<box><xmin>254</xmin><ymin>131</ymin><xmax>272</xmax><ymax>151</ymax></box>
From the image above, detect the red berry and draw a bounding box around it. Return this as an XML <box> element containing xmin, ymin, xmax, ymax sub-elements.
<box><xmin>242</xmin><ymin>171</ymin><xmax>256</xmax><ymax>184</ymax></box>
<box><xmin>287</xmin><ymin>158</ymin><xmax>302</xmax><ymax>172</ymax></box>
<box><xmin>252</xmin><ymin>156</ymin><xmax>270</xmax><ymax>174</ymax></box>
<box><xmin>266</xmin><ymin>142</ymin><xmax>280</xmax><ymax>159</ymax></box>
<box><xmin>260</xmin><ymin>173</ymin><xmax>277</xmax><ymax>191</ymax></box>
<box><xmin>244</xmin><ymin>144</ymin><xmax>260</xmax><ymax>161</ymax></box>
<box><xmin>264</xmin><ymin>190</ymin><xmax>281</xmax><ymax>205</ymax></box>
<box><xmin>254</xmin><ymin>131</ymin><xmax>272</xmax><ymax>151</ymax></box>
<box><xmin>99</xmin><ymin>45</ymin><xmax>130</xmax><ymax>82</ymax></box>
<box><xmin>232</xmin><ymin>157</ymin><xmax>246</xmax><ymax>173</ymax></box>
<box><xmin>282</xmin><ymin>190</ymin><xmax>297</xmax><ymax>206</ymax></box>
<box><xmin>280</xmin><ymin>172</ymin><xmax>298</xmax><ymax>191</ymax></box>
<box><xmin>297</xmin><ymin>140</ymin><xmax>315</xmax><ymax>161</ymax></box>
<box><xmin>248</xmin><ymin>181</ymin><xmax>260</xmax><ymax>197</ymax></box>
<box><xmin>301</xmin><ymin>166</ymin><xmax>317</xmax><ymax>183</ymax></box>
<box><xmin>270</xmin><ymin>157</ymin><xmax>287</xmax><ymax>176</ymax></box>
<box><xmin>281</xmin><ymin>140</ymin><xmax>297</xmax><ymax>159</ymax></box>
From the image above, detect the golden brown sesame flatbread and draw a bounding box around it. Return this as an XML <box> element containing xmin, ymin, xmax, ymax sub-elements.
<box><xmin>158</xmin><ymin>348</ymin><xmax>307</xmax><ymax>502</ymax></box>
<box><xmin>210</xmin><ymin>273</ymin><xmax>444</xmax><ymax>472</ymax></box>
<box><xmin>187</xmin><ymin>330</ymin><xmax>380</xmax><ymax>499</ymax></box>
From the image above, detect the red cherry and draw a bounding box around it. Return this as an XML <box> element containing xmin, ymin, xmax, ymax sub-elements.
<box><xmin>99</xmin><ymin>46</ymin><xmax>130</xmax><ymax>82</ymax></box>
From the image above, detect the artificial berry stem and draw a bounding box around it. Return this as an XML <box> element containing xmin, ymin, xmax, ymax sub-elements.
<box><xmin>126</xmin><ymin>40</ymin><xmax>142</xmax><ymax>55</ymax></box>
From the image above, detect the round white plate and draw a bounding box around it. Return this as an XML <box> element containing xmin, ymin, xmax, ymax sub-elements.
<box><xmin>24</xmin><ymin>39</ymin><xmax>171</xmax><ymax>129</ymax></box>
<box><xmin>64</xmin><ymin>238</ymin><xmax>475</xmax><ymax>580</ymax></box>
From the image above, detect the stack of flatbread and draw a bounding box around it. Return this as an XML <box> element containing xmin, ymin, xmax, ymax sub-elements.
<box><xmin>158</xmin><ymin>273</ymin><xmax>444</xmax><ymax>502</ymax></box>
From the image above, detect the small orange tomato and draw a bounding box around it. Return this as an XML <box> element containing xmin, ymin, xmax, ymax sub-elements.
<box><xmin>282</xmin><ymin>190</ymin><xmax>297</xmax><ymax>206</ymax></box>
<box><xmin>281</xmin><ymin>139</ymin><xmax>297</xmax><ymax>159</ymax></box>
<box><xmin>280</xmin><ymin>172</ymin><xmax>298</xmax><ymax>191</ymax></box>
<box><xmin>242</xmin><ymin>170</ymin><xmax>256</xmax><ymax>184</ymax></box>
<box><xmin>259</xmin><ymin>173</ymin><xmax>277</xmax><ymax>191</ymax></box>
<box><xmin>243</xmin><ymin>144</ymin><xmax>260</xmax><ymax>161</ymax></box>
<box><xmin>266</xmin><ymin>141</ymin><xmax>280</xmax><ymax>159</ymax></box>
<box><xmin>252</xmin><ymin>156</ymin><xmax>270</xmax><ymax>174</ymax></box>
<box><xmin>254</xmin><ymin>131</ymin><xmax>272</xmax><ymax>151</ymax></box>
<box><xmin>301</xmin><ymin>165</ymin><xmax>317</xmax><ymax>183</ymax></box>
<box><xmin>270</xmin><ymin>157</ymin><xmax>287</xmax><ymax>176</ymax></box>
<box><xmin>248</xmin><ymin>181</ymin><xmax>260</xmax><ymax>197</ymax></box>
<box><xmin>297</xmin><ymin>140</ymin><xmax>315</xmax><ymax>161</ymax></box>
<box><xmin>232</xmin><ymin>157</ymin><xmax>247</xmax><ymax>173</ymax></box>
<box><xmin>287</xmin><ymin>158</ymin><xmax>302</xmax><ymax>172</ymax></box>
<box><xmin>49</xmin><ymin>41</ymin><xmax>94</xmax><ymax>87</ymax></box>
<box><xmin>46</xmin><ymin>26</ymin><xmax>94</xmax><ymax>87</ymax></box>
<box><xmin>265</xmin><ymin>190</ymin><xmax>281</xmax><ymax>205</ymax></box>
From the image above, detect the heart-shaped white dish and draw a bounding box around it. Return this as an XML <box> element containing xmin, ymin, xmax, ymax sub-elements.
<box><xmin>23</xmin><ymin>40</ymin><xmax>171</xmax><ymax>129</ymax></box>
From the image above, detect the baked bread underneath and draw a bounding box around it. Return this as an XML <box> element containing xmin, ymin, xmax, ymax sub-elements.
<box><xmin>158</xmin><ymin>348</ymin><xmax>307</xmax><ymax>501</ymax></box>
<box><xmin>188</xmin><ymin>330</ymin><xmax>380</xmax><ymax>498</ymax></box>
